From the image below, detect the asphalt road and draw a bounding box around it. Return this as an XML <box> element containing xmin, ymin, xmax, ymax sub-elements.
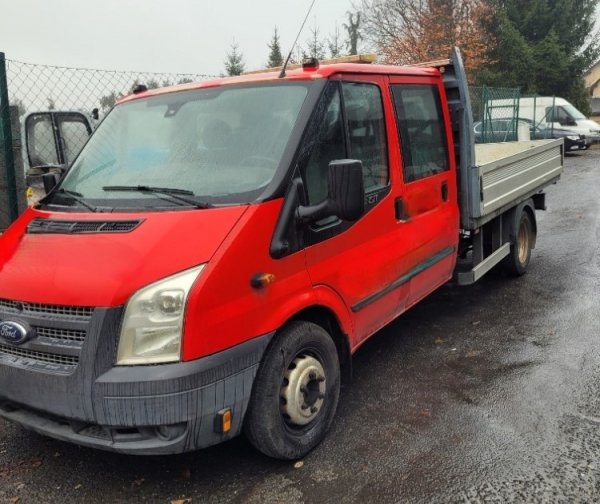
<box><xmin>1</xmin><ymin>147</ymin><xmax>599</xmax><ymax>503</ymax></box>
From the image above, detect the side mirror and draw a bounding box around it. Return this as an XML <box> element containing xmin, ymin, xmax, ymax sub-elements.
<box><xmin>26</xmin><ymin>165</ymin><xmax>65</xmax><ymax>202</ymax></box>
<box><xmin>42</xmin><ymin>172</ymin><xmax>60</xmax><ymax>193</ymax></box>
<box><xmin>297</xmin><ymin>159</ymin><xmax>365</xmax><ymax>223</ymax></box>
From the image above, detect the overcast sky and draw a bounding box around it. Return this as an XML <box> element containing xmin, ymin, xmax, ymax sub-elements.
<box><xmin>1</xmin><ymin>0</ymin><xmax>356</xmax><ymax>75</ymax></box>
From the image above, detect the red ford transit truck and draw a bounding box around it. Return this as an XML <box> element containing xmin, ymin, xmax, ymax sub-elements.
<box><xmin>0</xmin><ymin>49</ymin><xmax>562</xmax><ymax>459</ymax></box>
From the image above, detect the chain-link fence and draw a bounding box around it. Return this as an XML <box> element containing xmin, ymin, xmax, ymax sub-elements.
<box><xmin>0</xmin><ymin>53</ymin><xmax>216</xmax><ymax>228</ymax></box>
<box><xmin>519</xmin><ymin>95</ymin><xmax>558</xmax><ymax>130</ymax></box>
<box><xmin>7</xmin><ymin>57</ymin><xmax>216</xmax><ymax>168</ymax></box>
<box><xmin>469</xmin><ymin>87</ymin><xmax>568</xmax><ymax>145</ymax></box>
<box><xmin>469</xmin><ymin>86</ymin><xmax>522</xmax><ymax>143</ymax></box>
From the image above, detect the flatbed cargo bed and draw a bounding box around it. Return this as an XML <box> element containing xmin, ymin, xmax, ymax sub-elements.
<box><xmin>471</xmin><ymin>138</ymin><xmax>563</xmax><ymax>227</ymax></box>
<box><xmin>440</xmin><ymin>51</ymin><xmax>564</xmax><ymax>231</ymax></box>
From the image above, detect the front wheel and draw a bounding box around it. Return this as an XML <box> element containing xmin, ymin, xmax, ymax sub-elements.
<box><xmin>503</xmin><ymin>210</ymin><xmax>535</xmax><ymax>276</ymax></box>
<box><xmin>244</xmin><ymin>321</ymin><xmax>340</xmax><ymax>460</ymax></box>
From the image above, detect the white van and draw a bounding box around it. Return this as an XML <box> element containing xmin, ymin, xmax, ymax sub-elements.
<box><xmin>518</xmin><ymin>97</ymin><xmax>600</xmax><ymax>143</ymax></box>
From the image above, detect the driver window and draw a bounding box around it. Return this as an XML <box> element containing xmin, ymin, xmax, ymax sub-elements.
<box><xmin>302</xmin><ymin>81</ymin><xmax>389</xmax><ymax>207</ymax></box>
<box><xmin>342</xmin><ymin>82</ymin><xmax>389</xmax><ymax>192</ymax></box>
<box><xmin>303</xmin><ymin>86</ymin><xmax>345</xmax><ymax>205</ymax></box>
<box><xmin>556</xmin><ymin>107</ymin><xmax>571</xmax><ymax>124</ymax></box>
<box><xmin>545</xmin><ymin>106</ymin><xmax>569</xmax><ymax>123</ymax></box>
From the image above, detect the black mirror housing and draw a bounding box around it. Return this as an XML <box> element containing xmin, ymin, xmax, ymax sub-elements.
<box><xmin>26</xmin><ymin>165</ymin><xmax>65</xmax><ymax>199</ymax></box>
<box><xmin>42</xmin><ymin>172</ymin><xmax>60</xmax><ymax>194</ymax></box>
<box><xmin>327</xmin><ymin>159</ymin><xmax>365</xmax><ymax>221</ymax></box>
<box><xmin>297</xmin><ymin>159</ymin><xmax>365</xmax><ymax>223</ymax></box>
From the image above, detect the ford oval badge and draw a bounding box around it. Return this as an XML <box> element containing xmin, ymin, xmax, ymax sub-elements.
<box><xmin>0</xmin><ymin>320</ymin><xmax>29</xmax><ymax>346</ymax></box>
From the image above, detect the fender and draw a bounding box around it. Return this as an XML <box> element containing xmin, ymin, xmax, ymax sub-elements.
<box><xmin>503</xmin><ymin>198</ymin><xmax>537</xmax><ymax>248</ymax></box>
<box><xmin>246</xmin><ymin>283</ymin><xmax>353</xmax><ymax>348</ymax></box>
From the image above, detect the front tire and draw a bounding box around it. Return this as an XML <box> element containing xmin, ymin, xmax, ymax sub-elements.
<box><xmin>503</xmin><ymin>210</ymin><xmax>534</xmax><ymax>276</ymax></box>
<box><xmin>244</xmin><ymin>321</ymin><xmax>340</xmax><ymax>460</ymax></box>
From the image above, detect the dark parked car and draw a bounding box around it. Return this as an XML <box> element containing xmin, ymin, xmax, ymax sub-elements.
<box><xmin>532</xmin><ymin>124</ymin><xmax>590</xmax><ymax>151</ymax></box>
<box><xmin>474</xmin><ymin>118</ymin><xmax>589</xmax><ymax>150</ymax></box>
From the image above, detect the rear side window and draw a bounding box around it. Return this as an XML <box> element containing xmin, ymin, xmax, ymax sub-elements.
<box><xmin>391</xmin><ymin>85</ymin><xmax>449</xmax><ymax>183</ymax></box>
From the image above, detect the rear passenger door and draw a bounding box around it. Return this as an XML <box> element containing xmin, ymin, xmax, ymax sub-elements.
<box><xmin>389</xmin><ymin>80</ymin><xmax>459</xmax><ymax>306</ymax></box>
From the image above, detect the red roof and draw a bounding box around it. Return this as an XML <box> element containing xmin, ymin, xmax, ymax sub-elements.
<box><xmin>117</xmin><ymin>62</ymin><xmax>439</xmax><ymax>105</ymax></box>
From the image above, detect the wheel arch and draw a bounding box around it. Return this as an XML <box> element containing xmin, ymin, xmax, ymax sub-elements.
<box><xmin>503</xmin><ymin>198</ymin><xmax>537</xmax><ymax>249</ymax></box>
<box><xmin>289</xmin><ymin>305</ymin><xmax>352</xmax><ymax>383</ymax></box>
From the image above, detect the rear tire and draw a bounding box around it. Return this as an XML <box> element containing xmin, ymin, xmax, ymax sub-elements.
<box><xmin>503</xmin><ymin>210</ymin><xmax>534</xmax><ymax>276</ymax></box>
<box><xmin>244</xmin><ymin>321</ymin><xmax>340</xmax><ymax>460</ymax></box>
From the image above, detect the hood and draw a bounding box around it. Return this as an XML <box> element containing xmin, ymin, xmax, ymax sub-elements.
<box><xmin>0</xmin><ymin>206</ymin><xmax>248</xmax><ymax>307</ymax></box>
<box><xmin>547</xmin><ymin>128</ymin><xmax>582</xmax><ymax>137</ymax></box>
<box><xmin>578</xmin><ymin>119</ymin><xmax>600</xmax><ymax>135</ymax></box>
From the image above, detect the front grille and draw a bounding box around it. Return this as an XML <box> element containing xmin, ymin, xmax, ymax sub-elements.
<box><xmin>0</xmin><ymin>299</ymin><xmax>93</xmax><ymax>319</ymax></box>
<box><xmin>0</xmin><ymin>344</ymin><xmax>79</xmax><ymax>367</ymax></box>
<box><xmin>35</xmin><ymin>327</ymin><xmax>86</xmax><ymax>343</ymax></box>
<box><xmin>27</xmin><ymin>218</ymin><xmax>143</xmax><ymax>234</ymax></box>
<box><xmin>0</xmin><ymin>299</ymin><xmax>19</xmax><ymax>311</ymax></box>
<box><xmin>0</xmin><ymin>298</ymin><xmax>96</xmax><ymax>374</ymax></box>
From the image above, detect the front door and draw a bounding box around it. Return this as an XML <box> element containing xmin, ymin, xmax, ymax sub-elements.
<box><xmin>299</xmin><ymin>76</ymin><xmax>412</xmax><ymax>346</ymax></box>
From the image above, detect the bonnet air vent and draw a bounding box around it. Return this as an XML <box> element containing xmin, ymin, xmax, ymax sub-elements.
<box><xmin>27</xmin><ymin>219</ymin><xmax>144</xmax><ymax>234</ymax></box>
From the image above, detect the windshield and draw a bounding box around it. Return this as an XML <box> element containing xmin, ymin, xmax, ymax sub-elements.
<box><xmin>48</xmin><ymin>83</ymin><xmax>310</xmax><ymax>210</ymax></box>
<box><xmin>562</xmin><ymin>104</ymin><xmax>586</xmax><ymax>121</ymax></box>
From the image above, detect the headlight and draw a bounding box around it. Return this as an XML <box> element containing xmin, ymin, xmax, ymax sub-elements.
<box><xmin>116</xmin><ymin>265</ymin><xmax>205</xmax><ymax>365</ymax></box>
<box><xmin>566</xmin><ymin>135</ymin><xmax>579</xmax><ymax>141</ymax></box>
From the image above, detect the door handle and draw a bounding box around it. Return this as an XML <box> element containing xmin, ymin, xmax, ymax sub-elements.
<box><xmin>395</xmin><ymin>197</ymin><xmax>408</xmax><ymax>221</ymax></box>
<box><xmin>441</xmin><ymin>181</ymin><xmax>448</xmax><ymax>202</ymax></box>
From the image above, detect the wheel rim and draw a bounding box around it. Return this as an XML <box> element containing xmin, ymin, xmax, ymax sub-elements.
<box><xmin>517</xmin><ymin>219</ymin><xmax>530</xmax><ymax>265</ymax></box>
<box><xmin>280</xmin><ymin>354</ymin><xmax>326</xmax><ymax>426</ymax></box>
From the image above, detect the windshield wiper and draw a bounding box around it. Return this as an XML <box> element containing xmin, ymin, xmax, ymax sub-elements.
<box><xmin>102</xmin><ymin>185</ymin><xmax>212</xmax><ymax>209</ymax></box>
<box><xmin>54</xmin><ymin>188</ymin><xmax>99</xmax><ymax>212</ymax></box>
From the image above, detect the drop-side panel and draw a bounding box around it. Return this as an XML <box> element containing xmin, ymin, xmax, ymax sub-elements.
<box><xmin>474</xmin><ymin>139</ymin><xmax>563</xmax><ymax>220</ymax></box>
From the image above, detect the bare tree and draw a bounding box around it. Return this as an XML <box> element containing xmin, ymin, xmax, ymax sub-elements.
<box><xmin>359</xmin><ymin>0</ymin><xmax>492</xmax><ymax>75</ymax></box>
<box><xmin>305</xmin><ymin>20</ymin><xmax>326</xmax><ymax>60</ymax></box>
<box><xmin>344</xmin><ymin>11</ymin><xmax>363</xmax><ymax>55</ymax></box>
<box><xmin>328</xmin><ymin>25</ymin><xmax>344</xmax><ymax>58</ymax></box>
<box><xmin>99</xmin><ymin>91</ymin><xmax>118</xmax><ymax>112</ymax></box>
<box><xmin>11</xmin><ymin>98</ymin><xmax>26</xmax><ymax>118</ymax></box>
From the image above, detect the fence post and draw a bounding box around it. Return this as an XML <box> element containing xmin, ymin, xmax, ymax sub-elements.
<box><xmin>0</xmin><ymin>52</ymin><xmax>18</xmax><ymax>227</ymax></box>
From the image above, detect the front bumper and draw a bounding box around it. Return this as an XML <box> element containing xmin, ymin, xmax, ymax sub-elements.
<box><xmin>565</xmin><ymin>137</ymin><xmax>588</xmax><ymax>151</ymax></box>
<box><xmin>0</xmin><ymin>302</ymin><xmax>273</xmax><ymax>455</ymax></box>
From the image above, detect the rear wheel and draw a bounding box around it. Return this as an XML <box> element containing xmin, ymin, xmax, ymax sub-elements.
<box><xmin>244</xmin><ymin>321</ymin><xmax>340</xmax><ymax>460</ymax></box>
<box><xmin>503</xmin><ymin>210</ymin><xmax>534</xmax><ymax>276</ymax></box>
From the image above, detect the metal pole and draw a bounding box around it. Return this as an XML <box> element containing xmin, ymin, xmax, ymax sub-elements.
<box><xmin>0</xmin><ymin>52</ymin><xmax>18</xmax><ymax>222</ymax></box>
<box><xmin>482</xmin><ymin>85</ymin><xmax>487</xmax><ymax>143</ymax></box>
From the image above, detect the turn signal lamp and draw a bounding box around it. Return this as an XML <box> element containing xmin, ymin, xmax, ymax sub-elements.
<box><xmin>250</xmin><ymin>273</ymin><xmax>276</xmax><ymax>289</ymax></box>
<box><xmin>215</xmin><ymin>409</ymin><xmax>232</xmax><ymax>433</ymax></box>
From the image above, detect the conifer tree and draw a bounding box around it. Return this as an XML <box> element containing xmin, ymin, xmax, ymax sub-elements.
<box><xmin>328</xmin><ymin>25</ymin><xmax>343</xmax><ymax>58</ymax></box>
<box><xmin>224</xmin><ymin>42</ymin><xmax>246</xmax><ymax>76</ymax></box>
<box><xmin>476</xmin><ymin>0</ymin><xmax>599</xmax><ymax>113</ymax></box>
<box><xmin>305</xmin><ymin>22</ymin><xmax>326</xmax><ymax>60</ymax></box>
<box><xmin>267</xmin><ymin>27</ymin><xmax>284</xmax><ymax>67</ymax></box>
